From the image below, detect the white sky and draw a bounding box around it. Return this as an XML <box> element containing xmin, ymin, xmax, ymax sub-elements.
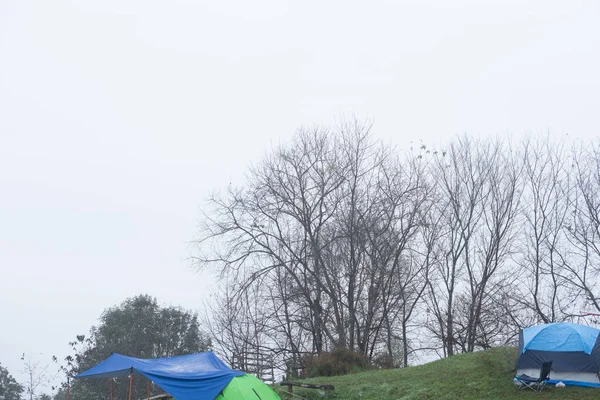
<box><xmin>1</xmin><ymin>0</ymin><xmax>599</xmax><ymax>392</ymax></box>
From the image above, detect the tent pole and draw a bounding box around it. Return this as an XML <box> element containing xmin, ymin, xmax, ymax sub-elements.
<box><xmin>128</xmin><ymin>369</ymin><xmax>133</xmax><ymax>400</ymax></box>
<box><xmin>110</xmin><ymin>379</ymin><xmax>113</xmax><ymax>400</ymax></box>
<box><xmin>147</xmin><ymin>380</ymin><xmax>150</xmax><ymax>400</ymax></box>
<box><xmin>66</xmin><ymin>377</ymin><xmax>70</xmax><ymax>400</ymax></box>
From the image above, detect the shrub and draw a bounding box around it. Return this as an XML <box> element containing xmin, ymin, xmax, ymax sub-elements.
<box><xmin>303</xmin><ymin>347</ymin><xmax>371</xmax><ymax>377</ymax></box>
<box><xmin>373</xmin><ymin>352</ymin><xmax>394</xmax><ymax>369</ymax></box>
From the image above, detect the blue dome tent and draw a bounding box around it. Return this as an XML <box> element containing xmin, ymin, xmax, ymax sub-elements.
<box><xmin>515</xmin><ymin>322</ymin><xmax>600</xmax><ymax>387</ymax></box>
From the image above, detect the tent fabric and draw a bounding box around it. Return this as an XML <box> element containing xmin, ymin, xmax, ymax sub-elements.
<box><xmin>515</xmin><ymin>368</ymin><xmax>600</xmax><ymax>388</ymax></box>
<box><xmin>215</xmin><ymin>374</ymin><xmax>280</xmax><ymax>400</ymax></box>
<box><xmin>516</xmin><ymin>349</ymin><xmax>599</xmax><ymax>373</ymax></box>
<box><xmin>75</xmin><ymin>352</ymin><xmax>245</xmax><ymax>400</ymax></box>
<box><xmin>522</xmin><ymin>322</ymin><xmax>600</xmax><ymax>354</ymax></box>
<box><xmin>516</xmin><ymin>322</ymin><xmax>600</xmax><ymax>388</ymax></box>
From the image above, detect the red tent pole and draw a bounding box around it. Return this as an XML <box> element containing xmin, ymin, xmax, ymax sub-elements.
<box><xmin>128</xmin><ymin>370</ymin><xmax>133</xmax><ymax>400</ymax></box>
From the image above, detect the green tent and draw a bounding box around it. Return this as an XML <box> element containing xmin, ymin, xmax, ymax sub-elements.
<box><xmin>216</xmin><ymin>374</ymin><xmax>280</xmax><ymax>400</ymax></box>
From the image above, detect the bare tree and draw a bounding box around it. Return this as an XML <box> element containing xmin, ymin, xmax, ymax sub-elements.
<box><xmin>517</xmin><ymin>138</ymin><xmax>573</xmax><ymax>322</ymax></box>
<box><xmin>197</xmin><ymin>126</ymin><xmax>349</xmax><ymax>358</ymax></box>
<box><xmin>197</xmin><ymin>122</ymin><xmax>431</xmax><ymax>366</ymax></box>
<box><xmin>463</xmin><ymin>140</ymin><xmax>522</xmax><ymax>352</ymax></box>
<box><xmin>21</xmin><ymin>354</ymin><xmax>56</xmax><ymax>400</ymax></box>
<box><xmin>562</xmin><ymin>145</ymin><xmax>600</xmax><ymax>314</ymax></box>
<box><xmin>425</xmin><ymin>137</ymin><xmax>487</xmax><ymax>356</ymax></box>
<box><xmin>361</xmin><ymin>152</ymin><xmax>432</xmax><ymax>366</ymax></box>
<box><xmin>425</xmin><ymin>137</ymin><xmax>522</xmax><ymax>355</ymax></box>
<box><xmin>196</xmin><ymin>126</ymin><xmax>600</xmax><ymax>367</ymax></box>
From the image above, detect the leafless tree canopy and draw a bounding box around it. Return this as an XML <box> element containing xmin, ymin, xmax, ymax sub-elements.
<box><xmin>195</xmin><ymin>123</ymin><xmax>600</xmax><ymax>373</ymax></box>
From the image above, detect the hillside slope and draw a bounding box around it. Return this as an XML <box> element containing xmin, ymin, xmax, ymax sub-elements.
<box><xmin>276</xmin><ymin>347</ymin><xmax>599</xmax><ymax>400</ymax></box>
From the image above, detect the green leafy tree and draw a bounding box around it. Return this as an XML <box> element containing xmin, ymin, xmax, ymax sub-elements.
<box><xmin>60</xmin><ymin>294</ymin><xmax>211</xmax><ymax>400</ymax></box>
<box><xmin>0</xmin><ymin>363</ymin><xmax>24</xmax><ymax>400</ymax></box>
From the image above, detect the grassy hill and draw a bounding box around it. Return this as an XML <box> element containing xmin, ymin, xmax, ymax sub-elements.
<box><xmin>275</xmin><ymin>347</ymin><xmax>599</xmax><ymax>400</ymax></box>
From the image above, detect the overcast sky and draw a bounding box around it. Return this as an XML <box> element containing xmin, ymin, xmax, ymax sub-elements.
<box><xmin>1</xmin><ymin>0</ymin><xmax>599</xmax><ymax>392</ymax></box>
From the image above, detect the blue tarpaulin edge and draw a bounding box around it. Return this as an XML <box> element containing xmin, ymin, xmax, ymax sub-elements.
<box><xmin>75</xmin><ymin>352</ymin><xmax>244</xmax><ymax>400</ymax></box>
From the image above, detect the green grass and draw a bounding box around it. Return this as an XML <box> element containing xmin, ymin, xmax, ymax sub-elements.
<box><xmin>275</xmin><ymin>347</ymin><xmax>599</xmax><ymax>400</ymax></box>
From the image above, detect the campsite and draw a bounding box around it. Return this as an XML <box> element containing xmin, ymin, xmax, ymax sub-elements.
<box><xmin>52</xmin><ymin>321</ymin><xmax>600</xmax><ymax>400</ymax></box>
<box><xmin>58</xmin><ymin>337</ymin><xmax>600</xmax><ymax>400</ymax></box>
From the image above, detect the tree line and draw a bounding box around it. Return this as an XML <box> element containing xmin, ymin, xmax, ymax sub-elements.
<box><xmin>196</xmin><ymin>121</ymin><xmax>600</xmax><ymax>373</ymax></box>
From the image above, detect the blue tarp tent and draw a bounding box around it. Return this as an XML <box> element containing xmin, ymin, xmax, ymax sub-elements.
<box><xmin>75</xmin><ymin>352</ymin><xmax>245</xmax><ymax>400</ymax></box>
<box><xmin>515</xmin><ymin>322</ymin><xmax>600</xmax><ymax>387</ymax></box>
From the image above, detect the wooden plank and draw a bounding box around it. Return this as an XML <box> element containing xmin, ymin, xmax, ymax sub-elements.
<box><xmin>137</xmin><ymin>394</ymin><xmax>172</xmax><ymax>400</ymax></box>
<box><xmin>279</xmin><ymin>381</ymin><xmax>334</xmax><ymax>391</ymax></box>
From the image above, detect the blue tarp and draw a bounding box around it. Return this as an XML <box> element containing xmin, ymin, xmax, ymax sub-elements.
<box><xmin>75</xmin><ymin>352</ymin><xmax>244</xmax><ymax>400</ymax></box>
<box><xmin>522</xmin><ymin>322</ymin><xmax>600</xmax><ymax>354</ymax></box>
